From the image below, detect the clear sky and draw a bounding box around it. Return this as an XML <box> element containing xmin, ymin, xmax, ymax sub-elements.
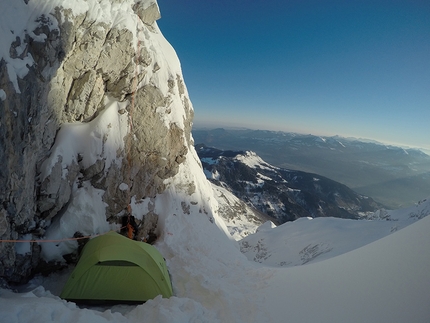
<box><xmin>157</xmin><ymin>0</ymin><xmax>430</xmax><ymax>150</ymax></box>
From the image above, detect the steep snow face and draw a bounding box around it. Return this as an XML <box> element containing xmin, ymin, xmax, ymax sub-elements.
<box><xmin>211</xmin><ymin>184</ymin><xmax>265</xmax><ymax>240</ymax></box>
<box><xmin>39</xmin><ymin>97</ymin><xmax>129</xmax><ymax>181</ymax></box>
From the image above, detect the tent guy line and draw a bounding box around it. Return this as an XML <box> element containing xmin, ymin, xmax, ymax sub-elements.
<box><xmin>0</xmin><ymin>228</ymin><xmax>126</xmax><ymax>243</ymax></box>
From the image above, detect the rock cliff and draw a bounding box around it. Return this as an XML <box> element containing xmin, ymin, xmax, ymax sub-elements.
<box><xmin>0</xmin><ymin>0</ymin><xmax>200</xmax><ymax>284</ymax></box>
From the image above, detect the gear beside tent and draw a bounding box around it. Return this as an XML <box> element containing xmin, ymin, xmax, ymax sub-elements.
<box><xmin>60</xmin><ymin>231</ymin><xmax>173</xmax><ymax>304</ymax></box>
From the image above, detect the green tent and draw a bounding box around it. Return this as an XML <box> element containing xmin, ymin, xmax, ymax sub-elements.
<box><xmin>60</xmin><ymin>231</ymin><xmax>173</xmax><ymax>304</ymax></box>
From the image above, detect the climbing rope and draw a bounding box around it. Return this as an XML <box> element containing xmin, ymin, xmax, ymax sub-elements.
<box><xmin>0</xmin><ymin>227</ymin><xmax>127</xmax><ymax>243</ymax></box>
<box><xmin>124</xmin><ymin>22</ymin><xmax>143</xmax><ymax>238</ymax></box>
<box><xmin>0</xmin><ymin>236</ymin><xmax>89</xmax><ymax>243</ymax></box>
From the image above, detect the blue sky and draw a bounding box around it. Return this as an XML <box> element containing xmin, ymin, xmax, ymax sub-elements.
<box><xmin>157</xmin><ymin>0</ymin><xmax>430</xmax><ymax>150</ymax></box>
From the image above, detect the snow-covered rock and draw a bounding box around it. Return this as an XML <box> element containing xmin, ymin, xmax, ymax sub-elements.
<box><xmin>0</xmin><ymin>0</ymin><xmax>202</xmax><ymax>283</ymax></box>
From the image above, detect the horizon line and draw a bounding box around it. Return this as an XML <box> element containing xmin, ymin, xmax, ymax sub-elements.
<box><xmin>192</xmin><ymin>123</ymin><xmax>430</xmax><ymax>155</ymax></box>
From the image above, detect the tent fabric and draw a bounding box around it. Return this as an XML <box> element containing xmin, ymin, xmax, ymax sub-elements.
<box><xmin>60</xmin><ymin>231</ymin><xmax>173</xmax><ymax>303</ymax></box>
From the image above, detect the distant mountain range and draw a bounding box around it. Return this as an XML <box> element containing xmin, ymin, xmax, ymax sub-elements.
<box><xmin>196</xmin><ymin>144</ymin><xmax>382</xmax><ymax>225</ymax></box>
<box><xmin>193</xmin><ymin>128</ymin><xmax>430</xmax><ymax>208</ymax></box>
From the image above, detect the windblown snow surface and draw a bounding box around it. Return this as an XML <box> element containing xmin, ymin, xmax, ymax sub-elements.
<box><xmin>1</xmin><ymin>0</ymin><xmax>430</xmax><ymax>322</ymax></box>
<box><xmin>240</xmin><ymin>200</ymin><xmax>430</xmax><ymax>267</ymax></box>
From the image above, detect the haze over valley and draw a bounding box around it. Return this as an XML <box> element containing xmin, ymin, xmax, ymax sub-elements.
<box><xmin>193</xmin><ymin>128</ymin><xmax>430</xmax><ymax>209</ymax></box>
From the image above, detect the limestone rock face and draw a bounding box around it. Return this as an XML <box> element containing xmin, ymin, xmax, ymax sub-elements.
<box><xmin>0</xmin><ymin>0</ymin><xmax>194</xmax><ymax>283</ymax></box>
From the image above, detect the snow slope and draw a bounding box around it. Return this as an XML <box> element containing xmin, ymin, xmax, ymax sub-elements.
<box><xmin>263</xmin><ymin>213</ymin><xmax>430</xmax><ymax>323</ymax></box>
<box><xmin>1</xmin><ymin>201</ymin><xmax>430</xmax><ymax>323</ymax></box>
<box><xmin>240</xmin><ymin>199</ymin><xmax>430</xmax><ymax>267</ymax></box>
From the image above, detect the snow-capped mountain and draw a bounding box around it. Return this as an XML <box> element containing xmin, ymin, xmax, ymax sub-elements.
<box><xmin>196</xmin><ymin>144</ymin><xmax>382</xmax><ymax>224</ymax></box>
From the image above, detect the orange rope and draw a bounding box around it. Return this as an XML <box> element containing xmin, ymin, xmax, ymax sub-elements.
<box><xmin>125</xmin><ymin>24</ymin><xmax>143</xmax><ymax>220</ymax></box>
<box><xmin>0</xmin><ymin>236</ymin><xmax>93</xmax><ymax>243</ymax></box>
<box><xmin>0</xmin><ymin>227</ymin><xmax>127</xmax><ymax>243</ymax></box>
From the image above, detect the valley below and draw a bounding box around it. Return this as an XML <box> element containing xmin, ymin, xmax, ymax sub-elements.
<box><xmin>193</xmin><ymin>128</ymin><xmax>430</xmax><ymax>209</ymax></box>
